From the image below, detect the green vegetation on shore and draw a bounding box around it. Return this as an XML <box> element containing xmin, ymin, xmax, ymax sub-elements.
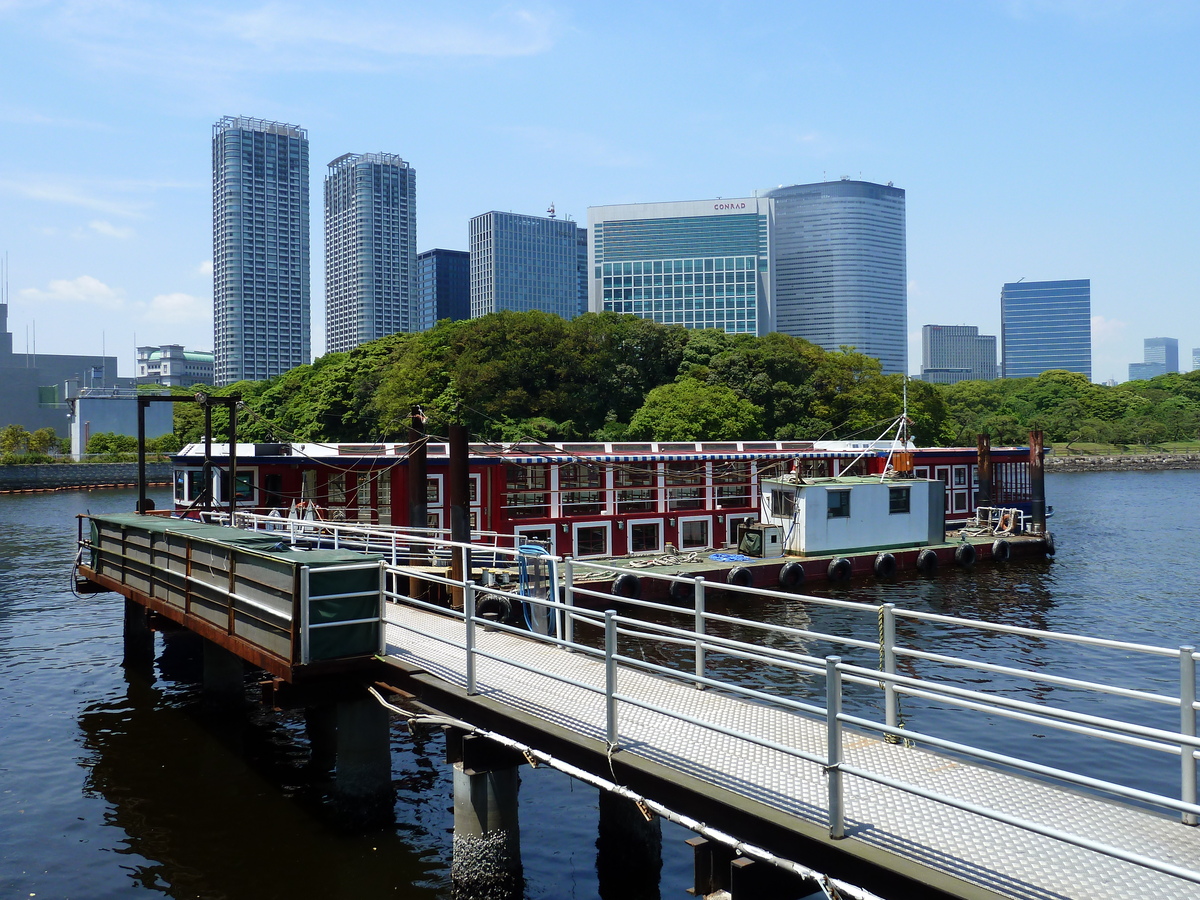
<box><xmin>170</xmin><ymin>312</ymin><xmax>1200</xmax><ymax>450</ymax></box>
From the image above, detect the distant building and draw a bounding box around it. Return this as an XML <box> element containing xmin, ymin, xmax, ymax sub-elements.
<box><xmin>1144</xmin><ymin>337</ymin><xmax>1179</xmax><ymax>373</ymax></box>
<box><xmin>763</xmin><ymin>180</ymin><xmax>907</xmax><ymax>375</ymax></box>
<box><xmin>587</xmin><ymin>179</ymin><xmax>908</xmax><ymax>373</ymax></box>
<box><xmin>325</xmin><ymin>152</ymin><xmax>417</xmax><ymax>352</ymax></box>
<box><xmin>416</xmin><ymin>249</ymin><xmax>470</xmax><ymax>331</ymax></box>
<box><xmin>470</xmin><ymin>211</ymin><xmax>587</xmax><ymax>319</ymax></box>
<box><xmin>0</xmin><ymin>292</ymin><xmax>126</xmax><ymax>435</ymax></box>
<box><xmin>137</xmin><ymin>345</ymin><xmax>214</xmax><ymax>387</ymax></box>
<box><xmin>213</xmin><ymin>116</ymin><xmax>310</xmax><ymax>385</ymax></box>
<box><xmin>68</xmin><ymin>388</ymin><xmax>173</xmax><ymax>460</ymax></box>
<box><xmin>920</xmin><ymin>325</ymin><xmax>997</xmax><ymax>384</ymax></box>
<box><xmin>1193</xmin><ymin>348</ymin><xmax>1200</xmax><ymax>372</ymax></box>
<box><xmin>1000</xmin><ymin>279</ymin><xmax>1091</xmax><ymax>379</ymax></box>
<box><xmin>588</xmin><ymin>197</ymin><xmax>772</xmax><ymax>335</ymax></box>
<box><xmin>1128</xmin><ymin>337</ymin><xmax>1179</xmax><ymax>382</ymax></box>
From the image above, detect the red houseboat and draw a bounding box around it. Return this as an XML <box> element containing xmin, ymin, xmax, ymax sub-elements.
<box><xmin>170</xmin><ymin>438</ymin><xmax>1040</xmax><ymax>561</ymax></box>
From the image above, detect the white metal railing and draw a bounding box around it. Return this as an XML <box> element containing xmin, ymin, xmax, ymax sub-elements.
<box><xmin>380</xmin><ymin>552</ymin><xmax>1200</xmax><ymax>889</ymax></box>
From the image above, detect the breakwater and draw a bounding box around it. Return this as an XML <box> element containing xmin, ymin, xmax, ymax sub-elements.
<box><xmin>0</xmin><ymin>462</ymin><xmax>172</xmax><ymax>492</ymax></box>
<box><xmin>1045</xmin><ymin>453</ymin><xmax>1200</xmax><ymax>473</ymax></box>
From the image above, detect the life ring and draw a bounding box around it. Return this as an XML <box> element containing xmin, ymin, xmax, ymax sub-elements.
<box><xmin>613</xmin><ymin>572</ymin><xmax>641</xmax><ymax>599</ymax></box>
<box><xmin>827</xmin><ymin>557</ymin><xmax>852</xmax><ymax>582</ymax></box>
<box><xmin>991</xmin><ymin>539</ymin><xmax>1011</xmax><ymax>562</ymax></box>
<box><xmin>955</xmin><ymin>543</ymin><xmax>977</xmax><ymax>567</ymax></box>
<box><xmin>996</xmin><ymin>512</ymin><xmax>1014</xmax><ymax>534</ymax></box>
<box><xmin>669</xmin><ymin>577</ymin><xmax>694</xmax><ymax>603</ymax></box>
<box><xmin>873</xmin><ymin>552</ymin><xmax>898</xmax><ymax>579</ymax></box>
<box><xmin>727</xmin><ymin>566</ymin><xmax>753</xmax><ymax>588</ymax></box>
<box><xmin>778</xmin><ymin>561</ymin><xmax>806</xmax><ymax>590</ymax></box>
<box><xmin>916</xmin><ymin>548</ymin><xmax>938</xmax><ymax>575</ymax></box>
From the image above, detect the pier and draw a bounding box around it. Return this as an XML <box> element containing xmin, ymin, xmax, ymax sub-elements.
<box><xmin>75</xmin><ymin>512</ymin><xmax>1200</xmax><ymax>900</ymax></box>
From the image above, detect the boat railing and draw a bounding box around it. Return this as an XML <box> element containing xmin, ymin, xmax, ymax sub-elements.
<box><xmin>381</xmin><ymin>553</ymin><xmax>1200</xmax><ymax>885</ymax></box>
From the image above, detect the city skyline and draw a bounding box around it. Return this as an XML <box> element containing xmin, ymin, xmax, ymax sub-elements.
<box><xmin>3</xmin><ymin>2</ymin><xmax>1200</xmax><ymax>383</ymax></box>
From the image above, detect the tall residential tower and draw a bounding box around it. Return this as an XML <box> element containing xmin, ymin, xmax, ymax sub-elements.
<box><xmin>324</xmin><ymin>152</ymin><xmax>417</xmax><ymax>353</ymax></box>
<box><xmin>212</xmin><ymin>116</ymin><xmax>310</xmax><ymax>385</ymax></box>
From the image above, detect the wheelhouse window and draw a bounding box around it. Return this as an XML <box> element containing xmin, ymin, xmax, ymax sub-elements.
<box><xmin>889</xmin><ymin>486</ymin><xmax>911</xmax><ymax>514</ymax></box>
<box><xmin>666</xmin><ymin>462</ymin><xmax>705</xmax><ymax>511</ymax></box>
<box><xmin>771</xmin><ymin>488</ymin><xmax>795</xmax><ymax>518</ymax></box>
<box><xmin>559</xmin><ymin>463</ymin><xmax>604</xmax><ymax>516</ymax></box>
<box><xmin>615</xmin><ymin>465</ymin><xmax>656</xmax><ymax>513</ymax></box>
<box><xmin>174</xmin><ymin>469</ymin><xmax>205</xmax><ymax>504</ymax></box>
<box><xmin>714</xmin><ymin>461</ymin><xmax>751</xmax><ymax>508</ymax></box>
<box><xmin>505</xmin><ymin>464</ymin><xmax>549</xmax><ymax>518</ymax></box>
<box><xmin>827</xmin><ymin>490</ymin><xmax>850</xmax><ymax>519</ymax></box>
<box><xmin>218</xmin><ymin>470</ymin><xmax>254</xmax><ymax>503</ymax></box>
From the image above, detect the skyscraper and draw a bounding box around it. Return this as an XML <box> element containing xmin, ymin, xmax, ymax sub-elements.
<box><xmin>588</xmin><ymin>198</ymin><xmax>772</xmax><ymax>335</ymax></box>
<box><xmin>416</xmin><ymin>249</ymin><xmax>470</xmax><ymax>331</ymax></box>
<box><xmin>324</xmin><ymin>152</ymin><xmax>416</xmax><ymax>353</ymax></box>
<box><xmin>764</xmin><ymin>180</ymin><xmax>907</xmax><ymax>375</ymax></box>
<box><xmin>469</xmin><ymin>211</ymin><xmax>586</xmax><ymax>319</ymax></box>
<box><xmin>1000</xmin><ymin>279</ymin><xmax>1091</xmax><ymax>379</ymax></box>
<box><xmin>212</xmin><ymin>116</ymin><xmax>310</xmax><ymax>386</ymax></box>
<box><xmin>1144</xmin><ymin>337</ymin><xmax>1179</xmax><ymax>373</ymax></box>
<box><xmin>920</xmin><ymin>325</ymin><xmax>997</xmax><ymax>383</ymax></box>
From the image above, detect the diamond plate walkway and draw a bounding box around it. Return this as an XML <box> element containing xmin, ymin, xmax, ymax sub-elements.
<box><xmin>383</xmin><ymin>603</ymin><xmax>1200</xmax><ymax>900</ymax></box>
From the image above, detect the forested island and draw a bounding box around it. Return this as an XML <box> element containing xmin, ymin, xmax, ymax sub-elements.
<box><xmin>167</xmin><ymin>311</ymin><xmax>1200</xmax><ymax>451</ymax></box>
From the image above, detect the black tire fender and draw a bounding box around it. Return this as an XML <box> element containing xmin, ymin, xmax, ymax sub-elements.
<box><xmin>873</xmin><ymin>552</ymin><xmax>898</xmax><ymax>578</ymax></box>
<box><xmin>613</xmin><ymin>572</ymin><xmax>641</xmax><ymax>599</ymax></box>
<box><xmin>778</xmin><ymin>561</ymin><xmax>806</xmax><ymax>590</ymax></box>
<box><xmin>827</xmin><ymin>557</ymin><xmax>852</xmax><ymax>581</ymax></box>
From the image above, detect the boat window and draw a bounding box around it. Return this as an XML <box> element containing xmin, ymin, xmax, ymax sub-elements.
<box><xmin>665</xmin><ymin>462</ymin><xmax>705</xmax><ymax>511</ymax></box>
<box><xmin>378</xmin><ymin>474</ymin><xmax>392</xmax><ymax>524</ymax></box>
<box><xmin>218</xmin><ymin>470</ymin><xmax>254</xmax><ymax>503</ymax></box>
<box><xmin>615</xmin><ymin>465</ymin><xmax>657</xmax><ymax>513</ymax></box>
<box><xmin>629</xmin><ymin>521</ymin><xmax>661</xmax><ymax>554</ymax></box>
<box><xmin>559</xmin><ymin>463</ymin><xmax>604</xmax><ymax>516</ymax></box>
<box><xmin>263</xmin><ymin>473</ymin><xmax>283</xmax><ymax>509</ymax></box>
<box><xmin>771</xmin><ymin>488</ymin><xmax>795</xmax><ymax>518</ymax></box>
<box><xmin>505</xmin><ymin>464</ymin><xmax>549</xmax><ymax>518</ymax></box>
<box><xmin>680</xmin><ymin>517</ymin><xmax>711</xmax><ymax>550</ymax></box>
<box><xmin>574</xmin><ymin>523</ymin><xmax>610</xmax><ymax>558</ymax></box>
<box><xmin>714</xmin><ymin>461</ymin><xmax>752</xmax><ymax>508</ymax></box>
<box><xmin>889</xmin><ymin>486</ymin><xmax>911</xmax><ymax>515</ymax></box>
<box><xmin>426</xmin><ymin>475</ymin><xmax>442</xmax><ymax>505</ymax></box>
<box><xmin>827</xmin><ymin>490</ymin><xmax>850</xmax><ymax>519</ymax></box>
<box><xmin>356</xmin><ymin>476</ymin><xmax>373</xmax><ymax>523</ymax></box>
<box><xmin>328</xmin><ymin>473</ymin><xmax>347</xmax><ymax>521</ymax></box>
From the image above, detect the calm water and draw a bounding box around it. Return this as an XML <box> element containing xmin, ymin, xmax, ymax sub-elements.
<box><xmin>2</xmin><ymin>472</ymin><xmax>1199</xmax><ymax>899</ymax></box>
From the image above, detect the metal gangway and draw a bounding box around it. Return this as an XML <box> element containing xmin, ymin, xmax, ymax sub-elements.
<box><xmin>362</xmin><ymin>534</ymin><xmax>1200</xmax><ymax>900</ymax></box>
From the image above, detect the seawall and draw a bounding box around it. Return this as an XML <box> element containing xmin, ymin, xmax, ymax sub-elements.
<box><xmin>0</xmin><ymin>462</ymin><xmax>172</xmax><ymax>493</ymax></box>
<box><xmin>1046</xmin><ymin>454</ymin><xmax>1200</xmax><ymax>473</ymax></box>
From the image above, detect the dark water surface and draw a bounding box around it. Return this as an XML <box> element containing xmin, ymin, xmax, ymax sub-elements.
<box><xmin>3</xmin><ymin>472</ymin><xmax>1200</xmax><ymax>898</ymax></box>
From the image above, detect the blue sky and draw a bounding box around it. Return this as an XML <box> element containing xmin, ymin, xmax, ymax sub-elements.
<box><xmin>1</xmin><ymin>0</ymin><xmax>1198</xmax><ymax>383</ymax></box>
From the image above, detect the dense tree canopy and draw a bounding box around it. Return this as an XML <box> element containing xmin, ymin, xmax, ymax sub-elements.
<box><xmin>160</xmin><ymin>312</ymin><xmax>1200</xmax><ymax>449</ymax></box>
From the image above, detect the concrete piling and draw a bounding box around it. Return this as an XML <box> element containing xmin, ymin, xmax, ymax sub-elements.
<box><xmin>596</xmin><ymin>791</ymin><xmax>662</xmax><ymax>900</ymax></box>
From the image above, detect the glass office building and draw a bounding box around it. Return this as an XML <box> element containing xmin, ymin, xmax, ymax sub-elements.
<box><xmin>469</xmin><ymin>212</ymin><xmax>586</xmax><ymax>319</ymax></box>
<box><xmin>764</xmin><ymin>180</ymin><xmax>907</xmax><ymax>375</ymax></box>
<box><xmin>416</xmin><ymin>249</ymin><xmax>470</xmax><ymax>331</ymax></box>
<box><xmin>324</xmin><ymin>152</ymin><xmax>416</xmax><ymax>354</ymax></box>
<box><xmin>920</xmin><ymin>325</ymin><xmax>997</xmax><ymax>383</ymax></box>
<box><xmin>588</xmin><ymin>199</ymin><xmax>771</xmax><ymax>335</ymax></box>
<box><xmin>1000</xmin><ymin>279</ymin><xmax>1091</xmax><ymax>379</ymax></box>
<box><xmin>212</xmin><ymin>116</ymin><xmax>310</xmax><ymax>386</ymax></box>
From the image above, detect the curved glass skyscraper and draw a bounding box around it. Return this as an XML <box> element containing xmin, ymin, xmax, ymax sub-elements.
<box><xmin>764</xmin><ymin>180</ymin><xmax>907</xmax><ymax>374</ymax></box>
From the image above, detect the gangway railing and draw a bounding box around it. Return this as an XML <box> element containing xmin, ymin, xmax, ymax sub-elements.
<box><xmin>379</xmin><ymin>550</ymin><xmax>1200</xmax><ymax>890</ymax></box>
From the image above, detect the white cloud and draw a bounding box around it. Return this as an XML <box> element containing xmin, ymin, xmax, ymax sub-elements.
<box><xmin>19</xmin><ymin>275</ymin><xmax>125</xmax><ymax>309</ymax></box>
<box><xmin>1091</xmin><ymin>314</ymin><xmax>1127</xmax><ymax>342</ymax></box>
<box><xmin>142</xmin><ymin>292</ymin><xmax>210</xmax><ymax>325</ymax></box>
<box><xmin>0</xmin><ymin>178</ymin><xmax>150</xmax><ymax>218</ymax></box>
<box><xmin>195</xmin><ymin>260</ymin><xmax>214</xmax><ymax>277</ymax></box>
<box><xmin>89</xmin><ymin>219</ymin><xmax>134</xmax><ymax>239</ymax></box>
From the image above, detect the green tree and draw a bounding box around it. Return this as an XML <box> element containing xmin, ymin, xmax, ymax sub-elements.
<box><xmin>0</xmin><ymin>424</ymin><xmax>29</xmax><ymax>454</ymax></box>
<box><xmin>626</xmin><ymin>377</ymin><xmax>764</xmax><ymax>441</ymax></box>
<box><xmin>28</xmin><ymin>427</ymin><xmax>58</xmax><ymax>454</ymax></box>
